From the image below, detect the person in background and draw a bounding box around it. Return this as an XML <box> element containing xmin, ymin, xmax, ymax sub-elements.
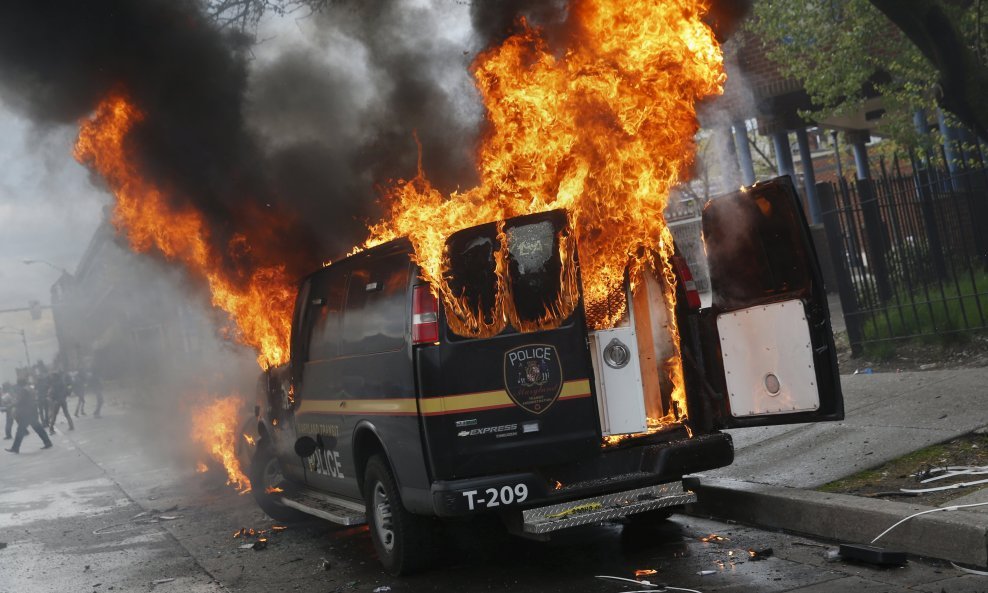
<box><xmin>89</xmin><ymin>371</ymin><xmax>104</xmax><ymax>418</ymax></box>
<box><xmin>1</xmin><ymin>383</ymin><xmax>13</xmax><ymax>440</ymax></box>
<box><xmin>73</xmin><ymin>371</ymin><xmax>87</xmax><ymax>417</ymax></box>
<box><xmin>5</xmin><ymin>377</ymin><xmax>53</xmax><ymax>453</ymax></box>
<box><xmin>47</xmin><ymin>371</ymin><xmax>74</xmax><ymax>433</ymax></box>
<box><xmin>34</xmin><ymin>372</ymin><xmax>50</xmax><ymax>428</ymax></box>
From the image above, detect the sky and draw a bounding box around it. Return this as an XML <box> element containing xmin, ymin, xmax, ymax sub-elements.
<box><xmin>0</xmin><ymin>103</ymin><xmax>107</xmax><ymax>383</ymax></box>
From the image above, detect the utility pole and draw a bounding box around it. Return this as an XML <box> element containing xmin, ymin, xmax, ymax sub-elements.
<box><xmin>0</xmin><ymin>327</ymin><xmax>31</xmax><ymax>366</ymax></box>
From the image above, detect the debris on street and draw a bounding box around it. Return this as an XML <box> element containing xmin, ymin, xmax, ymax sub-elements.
<box><xmin>747</xmin><ymin>547</ymin><xmax>773</xmax><ymax>561</ymax></box>
<box><xmin>838</xmin><ymin>544</ymin><xmax>906</xmax><ymax>567</ymax></box>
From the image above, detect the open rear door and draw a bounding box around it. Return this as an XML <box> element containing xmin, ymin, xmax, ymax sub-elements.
<box><xmin>700</xmin><ymin>176</ymin><xmax>843</xmax><ymax>428</ymax></box>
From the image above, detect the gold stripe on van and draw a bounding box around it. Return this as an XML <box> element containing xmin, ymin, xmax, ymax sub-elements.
<box><xmin>297</xmin><ymin>398</ymin><xmax>418</xmax><ymax>416</ymax></box>
<box><xmin>418</xmin><ymin>379</ymin><xmax>592</xmax><ymax>415</ymax></box>
<box><xmin>295</xmin><ymin>379</ymin><xmax>592</xmax><ymax>417</ymax></box>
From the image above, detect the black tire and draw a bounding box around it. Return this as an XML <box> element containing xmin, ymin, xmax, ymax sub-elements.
<box><xmin>249</xmin><ymin>441</ymin><xmax>307</xmax><ymax>523</ymax></box>
<box><xmin>237</xmin><ymin>416</ymin><xmax>258</xmax><ymax>474</ymax></box>
<box><xmin>363</xmin><ymin>454</ymin><xmax>440</xmax><ymax>575</ymax></box>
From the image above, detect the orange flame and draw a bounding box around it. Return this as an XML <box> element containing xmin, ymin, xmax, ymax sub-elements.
<box><xmin>191</xmin><ymin>396</ymin><xmax>251</xmax><ymax>492</ymax></box>
<box><xmin>72</xmin><ymin>96</ymin><xmax>294</xmax><ymax>369</ymax></box>
<box><xmin>367</xmin><ymin>0</ymin><xmax>722</xmax><ymax>425</ymax></box>
<box><xmin>196</xmin><ymin>461</ymin><xmax>209</xmax><ymax>474</ymax></box>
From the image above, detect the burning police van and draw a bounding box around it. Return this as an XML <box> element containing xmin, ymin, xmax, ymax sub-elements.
<box><xmin>248</xmin><ymin>176</ymin><xmax>843</xmax><ymax>574</ymax></box>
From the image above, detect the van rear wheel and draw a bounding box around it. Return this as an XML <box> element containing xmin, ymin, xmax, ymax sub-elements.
<box><xmin>250</xmin><ymin>441</ymin><xmax>307</xmax><ymax>523</ymax></box>
<box><xmin>363</xmin><ymin>454</ymin><xmax>439</xmax><ymax>575</ymax></box>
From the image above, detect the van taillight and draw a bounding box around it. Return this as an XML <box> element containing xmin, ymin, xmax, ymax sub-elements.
<box><xmin>671</xmin><ymin>255</ymin><xmax>701</xmax><ymax>310</ymax></box>
<box><xmin>412</xmin><ymin>285</ymin><xmax>439</xmax><ymax>345</ymax></box>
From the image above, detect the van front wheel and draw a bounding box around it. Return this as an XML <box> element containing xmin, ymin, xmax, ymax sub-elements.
<box><xmin>363</xmin><ymin>454</ymin><xmax>439</xmax><ymax>575</ymax></box>
<box><xmin>249</xmin><ymin>441</ymin><xmax>307</xmax><ymax>523</ymax></box>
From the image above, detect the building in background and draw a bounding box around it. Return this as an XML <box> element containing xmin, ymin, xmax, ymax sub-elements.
<box><xmin>50</xmin><ymin>210</ymin><xmax>233</xmax><ymax>383</ymax></box>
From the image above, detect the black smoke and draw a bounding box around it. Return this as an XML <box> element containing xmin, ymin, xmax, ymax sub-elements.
<box><xmin>0</xmin><ymin>0</ymin><xmax>751</xmax><ymax>285</ymax></box>
<box><xmin>0</xmin><ymin>0</ymin><xmax>360</xmax><ymax>281</ymax></box>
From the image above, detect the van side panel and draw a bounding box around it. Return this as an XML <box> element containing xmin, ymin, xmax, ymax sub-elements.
<box><xmin>293</xmin><ymin>242</ymin><xmax>432</xmax><ymax>505</ymax></box>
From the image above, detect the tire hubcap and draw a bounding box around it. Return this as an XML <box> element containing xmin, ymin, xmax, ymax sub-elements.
<box><xmin>372</xmin><ymin>481</ymin><xmax>395</xmax><ymax>552</ymax></box>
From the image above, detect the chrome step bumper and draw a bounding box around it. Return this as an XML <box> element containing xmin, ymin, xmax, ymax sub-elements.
<box><xmin>279</xmin><ymin>487</ymin><xmax>366</xmax><ymax>526</ymax></box>
<box><xmin>521</xmin><ymin>482</ymin><xmax>695</xmax><ymax>534</ymax></box>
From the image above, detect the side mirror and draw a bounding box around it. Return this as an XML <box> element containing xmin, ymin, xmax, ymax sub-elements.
<box><xmin>294</xmin><ymin>436</ymin><xmax>317</xmax><ymax>458</ymax></box>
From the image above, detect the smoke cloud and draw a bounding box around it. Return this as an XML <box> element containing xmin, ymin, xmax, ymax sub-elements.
<box><xmin>0</xmin><ymin>0</ymin><xmax>749</xmax><ymax>282</ymax></box>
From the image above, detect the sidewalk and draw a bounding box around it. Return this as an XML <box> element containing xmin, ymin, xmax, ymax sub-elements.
<box><xmin>688</xmin><ymin>367</ymin><xmax>988</xmax><ymax>566</ymax></box>
<box><xmin>710</xmin><ymin>367</ymin><xmax>988</xmax><ymax>488</ymax></box>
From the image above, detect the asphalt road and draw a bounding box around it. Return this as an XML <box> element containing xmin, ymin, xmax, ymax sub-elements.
<box><xmin>0</xmin><ymin>396</ymin><xmax>979</xmax><ymax>593</ymax></box>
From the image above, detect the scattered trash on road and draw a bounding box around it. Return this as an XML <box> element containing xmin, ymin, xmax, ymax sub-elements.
<box><xmin>951</xmin><ymin>561</ymin><xmax>988</xmax><ymax>576</ymax></box>
<box><xmin>697</xmin><ymin>570</ymin><xmax>717</xmax><ymax>576</ymax></box>
<box><xmin>320</xmin><ymin>558</ymin><xmax>331</xmax><ymax>571</ymax></box>
<box><xmin>151</xmin><ymin>578</ymin><xmax>175</xmax><ymax>585</ymax></box>
<box><xmin>747</xmin><ymin>547</ymin><xmax>773</xmax><ymax>561</ymax></box>
<box><xmin>596</xmin><ymin>574</ymin><xmax>703</xmax><ymax>592</ymax></box>
<box><xmin>838</xmin><ymin>543</ymin><xmax>906</xmax><ymax>567</ymax></box>
<box><xmin>373</xmin><ymin>586</ymin><xmax>391</xmax><ymax>592</ymax></box>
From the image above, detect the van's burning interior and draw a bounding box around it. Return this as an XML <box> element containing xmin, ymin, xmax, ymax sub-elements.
<box><xmin>65</xmin><ymin>0</ymin><xmax>727</xmax><ymax>481</ymax></box>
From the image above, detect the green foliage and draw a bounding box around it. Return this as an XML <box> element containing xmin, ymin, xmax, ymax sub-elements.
<box><xmin>744</xmin><ymin>0</ymin><xmax>988</xmax><ymax>146</ymax></box>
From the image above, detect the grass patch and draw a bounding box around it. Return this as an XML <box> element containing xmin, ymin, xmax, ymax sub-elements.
<box><xmin>858</xmin><ymin>271</ymin><xmax>988</xmax><ymax>357</ymax></box>
<box><xmin>818</xmin><ymin>433</ymin><xmax>988</xmax><ymax>506</ymax></box>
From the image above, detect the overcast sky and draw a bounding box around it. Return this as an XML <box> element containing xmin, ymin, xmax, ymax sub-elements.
<box><xmin>0</xmin><ymin>103</ymin><xmax>107</xmax><ymax>382</ymax></box>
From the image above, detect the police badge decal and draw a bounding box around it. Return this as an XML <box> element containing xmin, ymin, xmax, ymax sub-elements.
<box><xmin>503</xmin><ymin>344</ymin><xmax>563</xmax><ymax>414</ymax></box>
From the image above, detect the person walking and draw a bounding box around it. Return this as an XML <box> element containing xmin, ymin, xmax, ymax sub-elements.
<box><xmin>89</xmin><ymin>371</ymin><xmax>104</xmax><ymax>418</ymax></box>
<box><xmin>34</xmin><ymin>373</ymin><xmax>50</xmax><ymax>428</ymax></box>
<box><xmin>47</xmin><ymin>372</ymin><xmax>73</xmax><ymax>432</ymax></box>
<box><xmin>2</xmin><ymin>386</ymin><xmax>13</xmax><ymax>440</ymax></box>
<box><xmin>5</xmin><ymin>378</ymin><xmax>53</xmax><ymax>453</ymax></box>
<box><xmin>73</xmin><ymin>372</ymin><xmax>87</xmax><ymax>417</ymax></box>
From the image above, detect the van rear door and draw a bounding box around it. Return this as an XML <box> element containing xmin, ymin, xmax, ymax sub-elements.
<box><xmin>415</xmin><ymin>210</ymin><xmax>601</xmax><ymax>480</ymax></box>
<box><xmin>699</xmin><ymin>176</ymin><xmax>844</xmax><ymax>428</ymax></box>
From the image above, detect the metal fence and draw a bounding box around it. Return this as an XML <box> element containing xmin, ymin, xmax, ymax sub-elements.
<box><xmin>819</xmin><ymin>148</ymin><xmax>988</xmax><ymax>355</ymax></box>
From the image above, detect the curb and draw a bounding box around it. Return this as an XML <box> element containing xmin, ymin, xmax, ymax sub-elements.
<box><xmin>683</xmin><ymin>477</ymin><xmax>988</xmax><ymax>567</ymax></box>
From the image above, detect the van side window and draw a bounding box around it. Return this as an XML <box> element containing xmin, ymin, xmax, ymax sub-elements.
<box><xmin>307</xmin><ymin>269</ymin><xmax>347</xmax><ymax>361</ymax></box>
<box><xmin>340</xmin><ymin>255</ymin><xmax>410</xmax><ymax>356</ymax></box>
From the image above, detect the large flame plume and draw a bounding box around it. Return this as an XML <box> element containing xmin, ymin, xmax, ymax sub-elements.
<box><xmin>368</xmin><ymin>0</ymin><xmax>724</xmax><ymax>422</ymax></box>
<box><xmin>73</xmin><ymin>96</ymin><xmax>295</xmax><ymax>370</ymax></box>
<box><xmin>191</xmin><ymin>396</ymin><xmax>251</xmax><ymax>492</ymax></box>
<box><xmin>371</xmin><ymin>0</ymin><xmax>723</xmax><ymax>318</ymax></box>
<box><xmin>71</xmin><ymin>0</ymin><xmax>723</xmax><ymax>467</ymax></box>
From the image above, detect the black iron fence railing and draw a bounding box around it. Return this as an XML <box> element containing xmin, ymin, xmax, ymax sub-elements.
<box><xmin>819</xmin><ymin>148</ymin><xmax>988</xmax><ymax>356</ymax></box>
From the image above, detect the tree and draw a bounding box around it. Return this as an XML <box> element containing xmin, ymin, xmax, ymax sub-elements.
<box><xmin>748</xmin><ymin>0</ymin><xmax>988</xmax><ymax>143</ymax></box>
<box><xmin>869</xmin><ymin>0</ymin><xmax>988</xmax><ymax>140</ymax></box>
<box><xmin>746</xmin><ymin>0</ymin><xmax>938</xmax><ymax>144</ymax></box>
<box><xmin>201</xmin><ymin>0</ymin><xmax>331</xmax><ymax>31</ymax></box>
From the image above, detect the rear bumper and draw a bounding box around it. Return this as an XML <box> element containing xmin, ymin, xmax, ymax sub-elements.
<box><xmin>429</xmin><ymin>431</ymin><xmax>733</xmax><ymax>517</ymax></box>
